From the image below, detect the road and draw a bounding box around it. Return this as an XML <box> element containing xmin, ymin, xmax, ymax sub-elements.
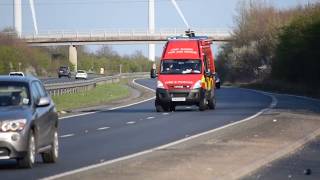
<box><xmin>0</xmin><ymin>78</ymin><xmax>272</xmax><ymax>179</ymax></box>
<box><xmin>40</xmin><ymin>74</ymin><xmax>99</xmax><ymax>84</ymax></box>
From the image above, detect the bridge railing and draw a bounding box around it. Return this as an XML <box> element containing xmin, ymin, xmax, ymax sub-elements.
<box><xmin>19</xmin><ymin>28</ymin><xmax>232</xmax><ymax>40</ymax></box>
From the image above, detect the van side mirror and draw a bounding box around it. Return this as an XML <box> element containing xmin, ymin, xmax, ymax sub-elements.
<box><xmin>214</xmin><ymin>72</ymin><xmax>221</xmax><ymax>89</ymax></box>
<box><xmin>205</xmin><ymin>70</ymin><xmax>211</xmax><ymax>77</ymax></box>
<box><xmin>150</xmin><ymin>69</ymin><xmax>157</xmax><ymax>79</ymax></box>
<box><xmin>215</xmin><ymin>81</ymin><xmax>221</xmax><ymax>89</ymax></box>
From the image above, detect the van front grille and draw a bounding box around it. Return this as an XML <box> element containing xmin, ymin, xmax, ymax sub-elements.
<box><xmin>170</xmin><ymin>93</ymin><xmax>188</xmax><ymax>98</ymax></box>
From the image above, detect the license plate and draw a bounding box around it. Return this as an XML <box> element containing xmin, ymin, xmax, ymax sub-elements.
<box><xmin>172</xmin><ymin>97</ymin><xmax>186</xmax><ymax>102</ymax></box>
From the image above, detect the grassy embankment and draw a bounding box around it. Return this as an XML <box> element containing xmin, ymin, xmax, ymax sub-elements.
<box><xmin>52</xmin><ymin>81</ymin><xmax>130</xmax><ymax>111</ymax></box>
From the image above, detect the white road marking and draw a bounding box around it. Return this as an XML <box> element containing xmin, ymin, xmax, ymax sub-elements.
<box><xmin>84</xmin><ymin>130</ymin><xmax>89</xmax><ymax>133</ymax></box>
<box><xmin>97</xmin><ymin>127</ymin><xmax>110</xmax><ymax>131</ymax></box>
<box><xmin>42</xmin><ymin>88</ymin><xmax>278</xmax><ymax>180</ymax></box>
<box><xmin>108</xmin><ymin>96</ymin><xmax>155</xmax><ymax>110</ymax></box>
<box><xmin>273</xmin><ymin>119</ymin><xmax>277</xmax><ymax>122</ymax></box>
<box><xmin>132</xmin><ymin>79</ymin><xmax>156</xmax><ymax>92</ymax></box>
<box><xmin>268</xmin><ymin>92</ymin><xmax>320</xmax><ymax>103</ymax></box>
<box><xmin>59</xmin><ymin>134</ymin><xmax>75</xmax><ymax>138</ymax></box>
<box><xmin>126</xmin><ymin>121</ymin><xmax>136</xmax><ymax>125</ymax></box>
<box><xmin>59</xmin><ymin>112</ymin><xmax>97</xmax><ymax>120</ymax></box>
<box><xmin>162</xmin><ymin>113</ymin><xmax>169</xmax><ymax>115</ymax></box>
<box><xmin>146</xmin><ymin>116</ymin><xmax>155</xmax><ymax>120</ymax></box>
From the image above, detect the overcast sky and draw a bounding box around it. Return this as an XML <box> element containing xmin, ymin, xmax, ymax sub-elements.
<box><xmin>0</xmin><ymin>0</ymin><xmax>318</xmax><ymax>56</ymax></box>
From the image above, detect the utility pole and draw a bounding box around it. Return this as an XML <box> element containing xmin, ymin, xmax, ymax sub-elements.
<box><xmin>13</xmin><ymin>0</ymin><xmax>22</xmax><ymax>37</ymax></box>
<box><xmin>119</xmin><ymin>64</ymin><xmax>123</xmax><ymax>75</ymax></box>
<box><xmin>148</xmin><ymin>0</ymin><xmax>155</xmax><ymax>62</ymax></box>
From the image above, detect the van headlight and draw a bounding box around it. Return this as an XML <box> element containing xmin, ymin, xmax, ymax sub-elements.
<box><xmin>192</xmin><ymin>80</ymin><xmax>201</xmax><ymax>89</ymax></box>
<box><xmin>0</xmin><ymin>119</ymin><xmax>27</xmax><ymax>132</ymax></box>
<box><xmin>157</xmin><ymin>80</ymin><xmax>165</xmax><ymax>89</ymax></box>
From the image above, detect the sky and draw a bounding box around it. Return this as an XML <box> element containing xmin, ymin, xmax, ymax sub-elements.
<box><xmin>0</xmin><ymin>0</ymin><xmax>318</xmax><ymax>57</ymax></box>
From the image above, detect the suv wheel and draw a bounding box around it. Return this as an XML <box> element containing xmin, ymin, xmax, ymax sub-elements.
<box><xmin>18</xmin><ymin>131</ymin><xmax>36</xmax><ymax>168</ymax></box>
<box><xmin>42</xmin><ymin>129</ymin><xmax>59</xmax><ymax>163</ymax></box>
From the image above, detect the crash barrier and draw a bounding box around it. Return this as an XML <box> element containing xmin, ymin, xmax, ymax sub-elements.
<box><xmin>44</xmin><ymin>73</ymin><xmax>149</xmax><ymax>96</ymax></box>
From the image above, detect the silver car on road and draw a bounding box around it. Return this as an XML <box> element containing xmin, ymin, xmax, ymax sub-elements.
<box><xmin>0</xmin><ymin>75</ymin><xmax>59</xmax><ymax>168</ymax></box>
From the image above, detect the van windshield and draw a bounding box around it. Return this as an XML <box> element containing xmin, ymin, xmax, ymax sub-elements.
<box><xmin>161</xmin><ymin>59</ymin><xmax>202</xmax><ymax>74</ymax></box>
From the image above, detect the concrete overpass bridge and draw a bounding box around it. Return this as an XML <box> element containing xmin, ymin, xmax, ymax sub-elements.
<box><xmin>22</xmin><ymin>28</ymin><xmax>232</xmax><ymax>46</ymax></box>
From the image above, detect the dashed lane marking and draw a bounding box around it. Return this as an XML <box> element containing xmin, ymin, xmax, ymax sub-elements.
<box><xmin>97</xmin><ymin>127</ymin><xmax>110</xmax><ymax>131</ymax></box>
<box><xmin>126</xmin><ymin>121</ymin><xmax>136</xmax><ymax>125</ymax></box>
<box><xmin>59</xmin><ymin>134</ymin><xmax>75</xmax><ymax>138</ymax></box>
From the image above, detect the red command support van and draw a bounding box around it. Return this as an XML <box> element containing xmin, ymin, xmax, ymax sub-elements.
<box><xmin>154</xmin><ymin>34</ymin><xmax>219</xmax><ymax>112</ymax></box>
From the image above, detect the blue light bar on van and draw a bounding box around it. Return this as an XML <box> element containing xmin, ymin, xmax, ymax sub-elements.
<box><xmin>167</xmin><ymin>36</ymin><xmax>209</xmax><ymax>40</ymax></box>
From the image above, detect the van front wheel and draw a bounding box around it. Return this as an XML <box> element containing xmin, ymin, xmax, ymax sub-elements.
<box><xmin>199</xmin><ymin>97</ymin><xmax>207</xmax><ymax>111</ymax></box>
<box><xmin>155</xmin><ymin>100</ymin><xmax>164</xmax><ymax>112</ymax></box>
<box><xmin>208</xmin><ymin>96</ymin><xmax>216</xmax><ymax>110</ymax></box>
<box><xmin>169</xmin><ymin>104</ymin><xmax>176</xmax><ymax>112</ymax></box>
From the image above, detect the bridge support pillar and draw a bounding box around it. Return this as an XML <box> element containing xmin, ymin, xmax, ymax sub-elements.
<box><xmin>148</xmin><ymin>0</ymin><xmax>155</xmax><ymax>61</ymax></box>
<box><xmin>14</xmin><ymin>0</ymin><xmax>22</xmax><ymax>37</ymax></box>
<box><xmin>69</xmin><ymin>45</ymin><xmax>77</xmax><ymax>72</ymax></box>
<box><xmin>148</xmin><ymin>44</ymin><xmax>155</xmax><ymax>61</ymax></box>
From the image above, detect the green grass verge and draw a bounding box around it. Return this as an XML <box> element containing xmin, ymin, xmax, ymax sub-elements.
<box><xmin>52</xmin><ymin>82</ymin><xmax>130</xmax><ymax>111</ymax></box>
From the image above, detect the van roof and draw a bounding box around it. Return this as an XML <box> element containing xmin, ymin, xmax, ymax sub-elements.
<box><xmin>162</xmin><ymin>39</ymin><xmax>200</xmax><ymax>60</ymax></box>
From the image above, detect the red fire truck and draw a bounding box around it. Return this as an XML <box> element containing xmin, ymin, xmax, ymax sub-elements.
<box><xmin>153</xmin><ymin>31</ymin><xmax>220</xmax><ymax>112</ymax></box>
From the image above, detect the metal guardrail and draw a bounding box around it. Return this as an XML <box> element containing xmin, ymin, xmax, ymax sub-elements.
<box><xmin>44</xmin><ymin>72</ymin><xmax>149</xmax><ymax>96</ymax></box>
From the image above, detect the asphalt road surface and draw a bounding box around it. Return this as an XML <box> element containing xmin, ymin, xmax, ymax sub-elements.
<box><xmin>40</xmin><ymin>74</ymin><xmax>99</xmax><ymax>84</ymax></box>
<box><xmin>0</xmin><ymin>78</ymin><xmax>272</xmax><ymax>179</ymax></box>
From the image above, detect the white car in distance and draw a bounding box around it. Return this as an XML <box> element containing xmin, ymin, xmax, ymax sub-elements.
<box><xmin>75</xmin><ymin>70</ymin><xmax>88</xmax><ymax>80</ymax></box>
<box><xmin>9</xmin><ymin>72</ymin><xmax>25</xmax><ymax>77</ymax></box>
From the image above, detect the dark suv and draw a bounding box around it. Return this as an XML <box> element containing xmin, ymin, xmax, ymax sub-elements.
<box><xmin>58</xmin><ymin>66</ymin><xmax>71</xmax><ymax>78</ymax></box>
<box><xmin>0</xmin><ymin>75</ymin><xmax>59</xmax><ymax>168</ymax></box>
